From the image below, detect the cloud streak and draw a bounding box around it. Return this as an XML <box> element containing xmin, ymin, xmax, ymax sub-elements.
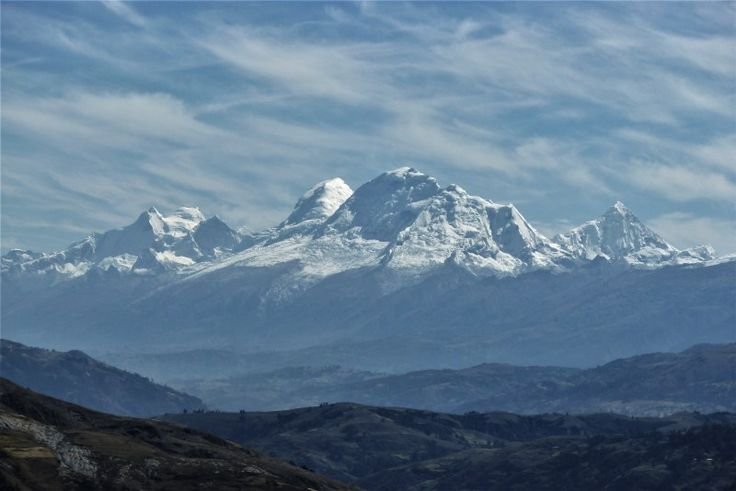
<box><xmin>649</xmin><ymin>212</ymin><xmax>736</xmax><ymax>255</ymax></box>
<box><xmin>101</xmin><ymin>1</ymin><xmax>147</xmax><ymax>28</ymax></box>
<box><xmin>2</xmin><ymin>2</ymin><xmax>734</xmax><ymax>253</ymax></box>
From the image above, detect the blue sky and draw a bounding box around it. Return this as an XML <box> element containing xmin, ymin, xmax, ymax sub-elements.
<box><xmin>2</xmin><ymin>1</ymin><xmax>735</xmax><ymax>254</ymax></box>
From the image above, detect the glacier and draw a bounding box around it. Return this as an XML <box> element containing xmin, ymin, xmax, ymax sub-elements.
<box><xmin>2</xmin><ymin>168</ymin><xmax>732</xmax><ymax>370</ymax></box>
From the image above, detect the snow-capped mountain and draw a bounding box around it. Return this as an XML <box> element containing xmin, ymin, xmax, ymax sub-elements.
<box><xmin>2</xmin><ymin>206</ymin><xmax>240</xmax><ymax>277</ymax></box>
<box><xmin>2</xmin><ymin>168</ymin><xmax>732</xmax><ymax>369</ymax></box>
<box><xmin>284</xmin><ymin>177</ymin><xmax>354</xmax><ymax>227</ymax></box>
<box><xmin>554</xmin><ymin>201</ymin><xmax>715</xmax><ymax>266</ymax></box>
<box><xmin>317</xmin><ymin>168</ymin><xmax>571</xmax><ymax>275</ymax></box>
<box><xmin>174</xmin><ymin>167</ymin><xmax>577</xmax><ymax>300</ymax></box>
<box><xmin>2</xmin><ymin>168</ymin><xmax>722</xmax><ymax>282</ymax></box>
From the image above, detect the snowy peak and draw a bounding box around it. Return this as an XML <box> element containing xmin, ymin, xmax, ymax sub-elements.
<box><xmin>284</xmin><ymin>178</ymin><xmax>353</xmax><ymax>225</ymax></box>
<box><xmin>486</xmin><ymin>203</ymin><xmax>556</xmax><ymax>259</ymax></box>
<box><xmin>555</xmin><ymin>201</ymin><xmax>678</xmax><ymax>264</ymax></box>
<box><xmin>193</xmin><ymin>216</ymin><xmax>239</xmax><ymax>256</ymax></box>
<box><xmin>165</xmin><ymin>207</ymin><xmax>206</xmax><ymax>236</ymax></box>
<box><xmin>128</xmin><ymin>206</ymin><xmax>204</xmax><ymax>238</ymax></box>
<box><xmin>94</xmin><ymin>208</ymin><xmax>167</xmax><ymax>259</ymax></box>
<box><xmin>4</xmin><ymin>207</ymin><xmax>242</xmax><ymax>279</ymax></box>
<box><xmin>386</xmin><ymin>183</ymin><xmax>568</xmax><ymax>274</ymax></box>
<box><xmin>173</xmin><ymin>206</ymin><xmax>206</xmax><ymax>222</ymax></box>
<box><xmin>131</xmin><ymin>207</ymin><xmax>166</xmax><ymax>236</ymax></box>
<box><xmin>324</xmin><ymin>167</ymin><xmax>442</xmax><ymax>241</ymax></box>
<box><xmin>606</xmin><ymin>200</ymin><xmax>629</xmax><ymax>216</ymax></box>
<box><xmin>102</xmin><ymin>207</ymin><xmax>235</xmax><ymax>261</ymax></box>
<box><xmin>4</xmin><ymin>171</ymin><xmax>723</xmax><ymax>285</ymax></box>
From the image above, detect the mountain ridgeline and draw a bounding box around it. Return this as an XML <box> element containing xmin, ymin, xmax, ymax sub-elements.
<box><xmin>3</xmin><ymin>378</ymin><xmax>735</xmax><ymax>491</ymax></box>
<box><xmin>3</xmin><ymin>168</ymin><xmax>734</xmax><ymax>370</ymax></box>
<box><xmin>0</xmin><ymin>339</ymin><xmax>204</xmax><ymax>417</ymax></box>
<box><xmin>0</xmin><ymin>379</ymin><xmax>352</xmax><ymax>491</ymax></box>
<box><xmin>159</xmin><ymin>343</ymin><xmax>736</xmax><ymax>417</ymax></box>
<box><xmin>164</xmin><ymin>402</ymin><xmax>736</xmax><ymax>491</ymax></box>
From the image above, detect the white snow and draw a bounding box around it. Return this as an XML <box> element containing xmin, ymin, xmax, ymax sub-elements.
<box><xmin>284</xmin><ymin>178</ymin><xmax>353</xmax><ymax>225</ymax></box>
<box><xmin>154</xmin><ymin>250</ymin><xmax>195</xmax><ymax>267</ymax></box>
<box><xmin>97</xmin><ymin>254</ymin><xmax>138</xmax><ymax>272</ymax></box>
<box><xmin>553</xmin><ymin>201</ymin><xmax>680</xmax><ymax>265</ymax></box>
<box><xmin>162</xmin><ymin>207</ymin><xmax>206</xmax><ymax>237</ymax></box>
<box><xmin>183</xmin><ymin>168</ymin><xmax>572</xmax><ymax>300</ymax></box>
<box><xmin>54</xmin><ymin>262</ymin><xmax>91</xmax><ymax>278</ymax></box>
<box><xmin>3</xmin><ymin>171</ymin><xmax>723</xmax><ymax>290</ymax></box>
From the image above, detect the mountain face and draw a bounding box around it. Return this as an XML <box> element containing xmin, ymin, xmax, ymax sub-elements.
<box><xmin>0</xmin><ymin>379</ymin><xmax>352</xmax><ymax>491</ymax></box>
<box><xmin>554</xmin><ymin>201</ymin><xmax>715</xmax><ymax>266</ymax></box>
<box><xmin>2</xmin><ymin>168</ymin><xmax>732</xmax><ymax>367</ymax></box>
<box><xmin>164</xmin><ymin>403</ymin><xmax>736</xmax><ymax>491</ymax></box>
<box><xmin>284</xmin><ymin>177</ymin><xmax>353</xmax><ymax>226</ymax></box>
<box><xmin>0</xmin><ymin>339</ymin><xmax>204</xmax><ymax>417</ymax></box>
<box><xmin>2</xmin><ymin>206</ymin><xmax>239</xmax><ymax>278</ymax></box>
<box><xmin>6</xmin><ymin>168</ymin><xmax>715</xmax><ymax>282</ymax></box>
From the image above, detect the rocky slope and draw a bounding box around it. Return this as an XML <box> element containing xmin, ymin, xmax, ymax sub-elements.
<box><xmin>0</xmin><ymin>378</ymin><xmax>352</xmax><ymax>491</ymax></box>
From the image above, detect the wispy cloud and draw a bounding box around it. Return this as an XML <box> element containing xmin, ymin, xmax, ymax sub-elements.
<box><xmin>2</xmin><ymin>2</ymin><xmax>734</xmax><ymax>253</ymax></box>
<box><xmin>101</xmin><ymin>1</ymin><xmax>146</xmax><ymax>28</ymax></box>
<box><xmin>627</xmin><ymin>163</ymin><xmax>736</xmax><ymax>203</ymax></box>
<box><xmin>649</xmin><ymin>212</ymin><xmax>736</xmax><ymax>255</ymax></box>
<box><xmin>199</xmin><ymin>29</ymin><xmax>376</xmax><ymax>105</ymax></box>
<box><xmin>3</xmin><ymin>92</ymin><xmax>220</xmax><ymax>151</ymax></box>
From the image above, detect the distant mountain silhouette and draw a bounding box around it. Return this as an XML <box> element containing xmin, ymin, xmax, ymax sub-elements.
<box><xmin>0</xmin><ymin>339</ymin><xmax>204</xmax><ymax>416</ymax></box>
<box><xmin>167</xmin><ymin>343</ymin><xmax>736</xmax><ymax>417</ymax></box>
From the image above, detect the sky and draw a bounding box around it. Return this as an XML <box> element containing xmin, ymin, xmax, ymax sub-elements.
<box><xmin>2</xmin><ymin>1</ymin><xmax>735</xmax><ymax>254</ymax></box>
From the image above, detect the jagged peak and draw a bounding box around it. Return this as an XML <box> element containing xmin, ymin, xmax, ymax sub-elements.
<box><xmin>132</xmin><ymin>207</ymin><xmax>166</xmax><ymax>235</ymax></box>
<box><xmin>285</xmin><ymin>177</ymin><xmax>353</xmax><ymax>225</ymax></box>
<box><xmin>200</xmin><ymin>215</ymin><xmax>227</xmax><ymax>226</ymax></box>
<box><xmin>602</xmin><ymin>200</ymin><xmax>634</xmax><ymax>219</ymax></box>
<box><xmin>135</xmin><ymin>207</ymin><xmax>162</xmax><ymax>221</ymax></box>
<box><xmin>556</xmin><ymin>201</ymin><xmax>677</xmax><ymax>262</ymax></box>
<box><xmin>321</xmin><ymin>167</ymin><xmax>442</xmax><ymax>241</ymax></box>
<box><xmin>194</xmin><ymin>215</ymin><xmax>234</xmax><ymax>234</ymax></box>
<box><xmin>612</xmin><ymin>200</ymin><xmax>626</xmax><ymax>211</ymax></box>
<box><xmin>173</xmin><ymin>206</ymin><xmax>205</xmax><ymax>222</ymax></box>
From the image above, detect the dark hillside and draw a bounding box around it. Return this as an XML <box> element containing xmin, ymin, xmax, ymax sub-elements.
<box><xmin>164</xmin><ymin>403</ymin><xmax>736</xmax><ymax>490</ymax></box>
<box><xmin>0</xmin><ymin>378</ymin><xmax>353</xmax><ymax>491</ymax></box>
<box><xmin>0</xmin><ymin>339</ymin><xmax>204</xmax><ymax>416</ymax></box>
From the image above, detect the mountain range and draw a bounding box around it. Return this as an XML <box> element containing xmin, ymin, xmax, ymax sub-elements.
<box><xmin>3</xmin><ymin>168</ymin><xmax>734</xmax><ymax>369</ymax></box>
<box><xmin>161</xmin><ymin>343</ymin><xmax>736</xmax><ymax>417</ymax></box>
<box><xmin>2</xmin><ymin>168</ymin><xmax>720</xmax><ymax>280</ymax></box>
<box><xmin>3</xmin><ymin>338</ymin><xmax>733</xmax><ymax>418</ymax></box>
